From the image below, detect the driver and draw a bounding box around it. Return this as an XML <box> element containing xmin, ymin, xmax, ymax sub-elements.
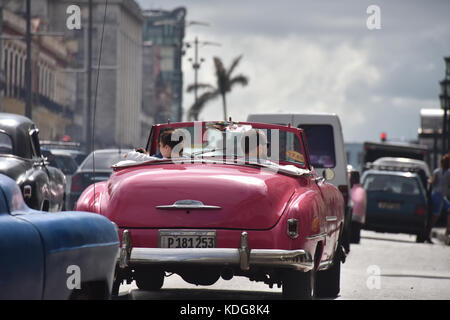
<box><xmin>123</xmin><ymin>128</ymin><xmax>184</xmax><ymax>162</ymax></box>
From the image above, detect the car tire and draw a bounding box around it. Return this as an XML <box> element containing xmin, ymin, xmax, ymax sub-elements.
<box><xmin>282</xmin><ymin>269</ymin><xmax>313</xmax><ymax>300</ymax></box>
<box><xmin>314</xmin><ymin>253</ymin><xmax>341</xmax><ymax>298</ymax></box>
<box><xmin>350</xmin><ymin>222</ymin><xmax>361</xmax><ymax>244</ymax></box>
<box><xmin>135</xmin><ymin>270</ymin><xmax>164</xmax><ymax>291</ymax></box>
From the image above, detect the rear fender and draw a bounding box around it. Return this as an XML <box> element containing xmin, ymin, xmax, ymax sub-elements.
<box><xmin>75</xmin><ymin>182</ymin><xmax>107</xmax><ymax>213</ymax></box>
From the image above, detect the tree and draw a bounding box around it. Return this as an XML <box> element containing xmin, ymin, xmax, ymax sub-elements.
<box><xmin>187</xmin><ymin>55</ymin><xmax>249</xmax><ymax>121</ymax></box>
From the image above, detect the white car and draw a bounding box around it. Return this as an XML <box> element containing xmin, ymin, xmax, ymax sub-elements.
<box><xmin>247</xmin><ymin>113</ymin><xmax>352</xmax><ymax>252</ymax></box>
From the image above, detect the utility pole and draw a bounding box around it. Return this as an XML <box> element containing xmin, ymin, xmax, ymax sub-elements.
<box><xmin>25</xmin><ymin>0</ymin><xmax>32</xmax><ymax>119</ymax></box>
<box><xmin>86</xmin><ymin>0</ymin><xmax>93</xmax><ymax>153</ymax></box>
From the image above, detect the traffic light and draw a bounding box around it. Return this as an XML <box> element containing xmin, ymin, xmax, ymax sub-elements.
<box><xmin>381</xmin><ymin>132</ymin><xmax>387</xmax><ymax>142</ymax></box>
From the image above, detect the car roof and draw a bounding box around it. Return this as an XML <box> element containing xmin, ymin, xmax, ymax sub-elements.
<box><xmin>362</xmin><ymin>169</ymin><xmax>420</xmax><ymax>179</ymax></box>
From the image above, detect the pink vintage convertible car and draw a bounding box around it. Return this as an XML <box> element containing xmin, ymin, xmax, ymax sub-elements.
<box><xmin>76</xmin><ymin>121</ymin><xmax>345</xmax><ymax>299</ymax></box>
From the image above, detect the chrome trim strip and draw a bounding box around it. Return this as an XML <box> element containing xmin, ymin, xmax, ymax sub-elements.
<box><xmin>326</xmin><ymin>216</ymin><xmax>338</xmax><ymax>222</ymax></box>
<box><xmin>306</xmin><ymin>232</ymin><xmax>327</xmax><ymax>240</ymax></box>
<box><xmin>156</xmin><ymin>200</ymin><xmax>221</xmax><ymax>210</ymax></box>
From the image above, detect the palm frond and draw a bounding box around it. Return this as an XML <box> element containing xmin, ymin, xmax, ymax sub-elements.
<box><xmin>187</xmin><ymin>90</ymin><xmax>220</xmax><ymax>121</ymax></box>
<box><xmin>226</xmin><ymin>55</ymin><xmax>243</xmax><ymax>79</ymax></box>
<box><xmin>229</xmin><ymin>74</ymin><xmax>249</xmax><ymax>89</ymax></box>
<box><xmin>186</xmin><ymin>83</ymin><xmax>215</xmax><ymax>93</ymax></box>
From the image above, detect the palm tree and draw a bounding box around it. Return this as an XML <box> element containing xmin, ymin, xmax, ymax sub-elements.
<box><xmin>187</xmin><ymin>55</ymin><xmax>249</xmax><ymax>121</ymax></box>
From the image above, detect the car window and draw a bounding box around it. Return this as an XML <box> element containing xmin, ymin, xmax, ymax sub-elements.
<box><xmin>54</xmin><ymin>155</ymin><xmax>79</xmax><ymax>175</ymax></box>
<box><xmin>363</xmin><ymin>174</ymin><xmax>421</xmax><ymax>195</ymax></box>
<box><xmin>298</xmin><ymin>124</ymin><xmax>336</xmax><ymax>168</ymax></box>
<box><xmin>81</xmin><ymin>151</ymin><xmax>128</xmax><ymax>171</ymax></box>
<box><xmin>0</xmin><ymin>132</ymin><xmax>13</xmax><ymax>154</ymax></box>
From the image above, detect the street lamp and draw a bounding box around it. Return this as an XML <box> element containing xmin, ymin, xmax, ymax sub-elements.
<box><xmin>185</xmin><ymin>37</ymin><xmax>221</xmax><ymax>104</ymax></box>
<box><xmin>440</xmin><ymin>56</ymin><xmax>450</xmax><ymax>153</ymax></box>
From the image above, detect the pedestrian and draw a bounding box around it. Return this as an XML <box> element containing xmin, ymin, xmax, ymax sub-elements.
<box><xmin>428</xmin><ymin>154</ymin><xmax>450</xmax><ymax>240</ymax></box>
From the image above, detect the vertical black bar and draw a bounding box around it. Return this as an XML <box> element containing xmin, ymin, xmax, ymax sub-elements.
<box><xmin>86</xmin><ymin>0</ymin><xmax>93</xmax><ymax>153</ymax></box>
<box><xmin>443</xmin><ymin>108</ymin><xmax>447</xmax><ymax>156</ymax></box>
<box><xmin>25</xmin><ymin>0</ymin><xmax>32</xmax><ymax>119</ymax></box>
<box><xmin>194</xmin><ymin>37</ymin><xmax>198</xmax><ymax>105</ymax></box>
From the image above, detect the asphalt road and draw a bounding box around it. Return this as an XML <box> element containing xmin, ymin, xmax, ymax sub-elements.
<box><xmin>117</xmin><ymin>229</ymin><xmax>450</xmax><ymax>300</ymax></box>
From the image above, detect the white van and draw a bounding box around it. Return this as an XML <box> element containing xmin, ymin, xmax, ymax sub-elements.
<box><xmin>247</xmin><ymin>113</ymin><xmax>352</xmax><ymax>252</ymax></box>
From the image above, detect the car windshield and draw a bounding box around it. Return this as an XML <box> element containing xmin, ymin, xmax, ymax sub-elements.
<box><xmin>81</xmin><ymin>150</ymin><xmax>130</xmax><ymax>171</ymax></box>
<box><xmin>298</xmin><ymin>124</ymin><xmax>336</xmax><ymax>168</ymax></box>
<box><xmin>363</xmin><ymin>174</ymin><xmax>422</xmax><ymax>195</ymax></box>
<box><xmin>155</xmin><ymin>122</ymin><xmax>306</xmax><ymax>168</ymax></box>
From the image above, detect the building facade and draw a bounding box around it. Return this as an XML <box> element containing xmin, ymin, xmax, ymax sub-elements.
<box><xmin>142</xmin><ymin>7</ymin><xmax>186</xmax><ymax>131</ymax></box>
<box><xmin>1</xmin><ymin>0</ymin><xmax>144</xmax><ymax>151</ymax></box>
<box><xmin>0</xmin><ymin>5</ymin><xmax>77</xmax><ymax>141</ymax></box>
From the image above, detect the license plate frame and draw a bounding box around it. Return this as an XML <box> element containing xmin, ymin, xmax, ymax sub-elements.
<box><xmin>378</xmin><ymin>201</ymin><xmax>401</xmax><ymax>210</ymax></box>
<box><xmin>158</xmin><ymin>230</ymin><xmax>217</xmax><ymax>248</ymax></box>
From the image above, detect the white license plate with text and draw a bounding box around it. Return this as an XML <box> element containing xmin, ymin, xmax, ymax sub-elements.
<box><xmin>159</xmin><ymin>230</ymin><xmax>216</xmax><ymax>248</ymax></box>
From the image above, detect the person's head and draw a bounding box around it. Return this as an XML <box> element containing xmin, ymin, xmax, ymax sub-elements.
<box><xmin>441</xmin><ymin>154</ymin><xmax>450</xmax><ymax>171</ymax></box>
<box><xmin>240</xmin><ymin>129</ymin><xmax>268</xmax><ymax>159</ymax></box>
<box><xmin>158</xmin><ymin>128</ymin><xmax>184</xmax><ymax>158</ymax></box>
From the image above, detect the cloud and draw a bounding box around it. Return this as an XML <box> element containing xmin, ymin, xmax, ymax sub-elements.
<box><xmin>137</xmin><ymin>0</ymin><xmax>450</xmax><ymax>143</ymax></box>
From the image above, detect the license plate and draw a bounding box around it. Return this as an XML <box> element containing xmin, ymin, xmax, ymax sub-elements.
<box><xmin>378</xmin><ymin>202</ymin><xmax>401</xmax><ymax>210</ymax></box>
<box><xmin>159</xmin><ymin>230</ymin><xmax>216</xmax><ymax>248</ymax></box>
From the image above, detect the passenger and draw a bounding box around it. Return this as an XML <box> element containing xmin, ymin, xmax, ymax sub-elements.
<box><xmin>428</xmin><ymin>154</ymin><xmax>450</xmax><ymax>240</ymax></box>
<box><xmin>240</xmin><ymin>129</ymin><xmax>269</xmax><ymax>162</ymax></box>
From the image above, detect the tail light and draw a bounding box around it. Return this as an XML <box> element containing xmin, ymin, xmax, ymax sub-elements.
<box><xmin>71</xmin><ymin>173</ymin><xmax>83</xmax><ymax>192</ymax></box>
<box><xmin>414</xmin><ymin>205</ymin><xmax>426</xmax><ymax>216</ymax></box>
<box><xmin>338</xmin><ymin>185</ymin><xmax>349</xmax><ymax>205</ymax></box>
<box><xmin>287</xmin><ymin>218</ymin><xmax>299</xmax><ymax>239</ymax></box>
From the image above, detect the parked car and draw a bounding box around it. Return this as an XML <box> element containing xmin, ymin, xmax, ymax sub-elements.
<box><xmin>348</xmin><ymin>165</ymin><xmax>366</xmax><ymax>243</ymax></box>
<box><xmin>371</xmin><ymin>157</ymin><xmax>431</xmax><ymax>189</ymax></box>
<box><xmin>247</xmin><ymin>113</ymin><xmax>352</xmax><ymax>253</ymax></box>
<box><xmin>69</xmin><ymin>148</ymin><xmax>132</xmax><ymax>210</ymax></box>
<box><xmin>76</xmin><ymin>121</ymin><xmax>345</xmax><ymax>299</ymax></box>
<box><xmin>361</xmin><ymin>168</ymin><xmax>428</xmax><ymax>242</ymax></box>
<box><xmin>0</xmin><ymin>113</ymin><xmax>65</xmax><ymax>211</ymax></box>
<box><xmin>40</xmin><ymin>140</ymin><xmax>88</xmax><ymax>165</ymax></box>
<box><xmin>0</xmin><ymin>173</ymin><xmax>119</xmax><ymax>299</ymax></box>
<box><xmin>41</xmin><ymin>148</ymin><xmax>80</xmax><ymax>210</ymax></box>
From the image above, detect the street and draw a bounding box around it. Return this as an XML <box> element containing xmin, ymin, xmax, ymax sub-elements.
<box><xmin>117</xmin><ymin>229</ymin><xmax>450</xmax><ymax>300</ymax></box>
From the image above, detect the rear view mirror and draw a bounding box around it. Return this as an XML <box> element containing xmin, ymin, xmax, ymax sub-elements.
<box><xmin>323</xmin><ymin>168</ymin><xmax>335</xmax><ymax>181</ymax></box>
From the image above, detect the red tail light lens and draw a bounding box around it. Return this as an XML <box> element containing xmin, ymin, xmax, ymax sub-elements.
<box><xmin>338</xmin><ymin>185</ymin><xmax>349</xmax><ymax>204</ymax></box>
<box><xmin>414</xmin><ymin>205</ymin><xmax>426</xmax><ymax>216</ymax></box>
<box><xmin>71</xmin><ymin>174</ymin><xmax>83</xmax><ymax>192</ymax></box>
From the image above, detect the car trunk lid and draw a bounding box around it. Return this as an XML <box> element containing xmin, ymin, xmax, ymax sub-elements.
<box><xmin>103</xmin><ymin>162</ymin><xmax>297</xmax><ymax>230</ymax></box>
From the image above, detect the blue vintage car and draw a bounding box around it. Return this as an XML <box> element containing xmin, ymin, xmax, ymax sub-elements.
<box><xmin>0</xmin><ymin>173</ymin><xmax>119</xmax><ymax>299</ymax></box>
<box><xmin>362</xmin><ymin>169</ymin><xmax>428</xmax><ymax>242</ymax></box>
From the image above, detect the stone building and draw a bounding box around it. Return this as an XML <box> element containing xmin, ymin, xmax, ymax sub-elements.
<box><xmin>0</xmin><ymin>5</ymin><xmax>77</xmax><ymax>141</ymax></box>
<box><xmin>1</xmin><ymin>0</ymin><xmax>144</xmax><ymax>150</ymax></box>
<box><xmin>142</xmin><ymin>7</ymin><xmax>186</xmax><ymax>132</ymax></box>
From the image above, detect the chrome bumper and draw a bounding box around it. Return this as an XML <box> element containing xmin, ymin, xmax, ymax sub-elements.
<box><xmin>119</xmin><ymin>230</ymin><xmax>313</xmax><ymax>272</ymax></box>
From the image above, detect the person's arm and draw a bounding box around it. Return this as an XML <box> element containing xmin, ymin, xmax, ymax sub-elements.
<box><xmin>429</xmin><ymin>172</ymin><xmax>437</xmax><ymax>185</ymax></box>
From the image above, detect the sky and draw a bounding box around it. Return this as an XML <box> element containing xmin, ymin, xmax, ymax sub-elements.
<box><xmin>137</xmin><ymin>0</ymin><xmax>450</xmax><ymax>143</ymax></box>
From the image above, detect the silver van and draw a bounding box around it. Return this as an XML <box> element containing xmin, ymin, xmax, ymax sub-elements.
<box><xmin>247</xmin><ymin>113</ymin><xmax>353</xmax><ymax>252</ymax></box>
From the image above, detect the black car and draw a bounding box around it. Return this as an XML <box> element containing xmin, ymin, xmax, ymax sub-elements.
<box><xmin>68</xmin><ymin>148</ymin><xmax>132</xmax><ymax>210</ymax></box>
<box><xmin>0</xmin><ymin>113</ymin><xmax>66</xmax><ymax>211</ymax></box>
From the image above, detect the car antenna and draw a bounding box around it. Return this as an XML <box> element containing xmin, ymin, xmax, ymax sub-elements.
<box><xmin>91</xmin><ymin>0</ymin><xmax>109</xmax><ymax>207</ymax></box>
